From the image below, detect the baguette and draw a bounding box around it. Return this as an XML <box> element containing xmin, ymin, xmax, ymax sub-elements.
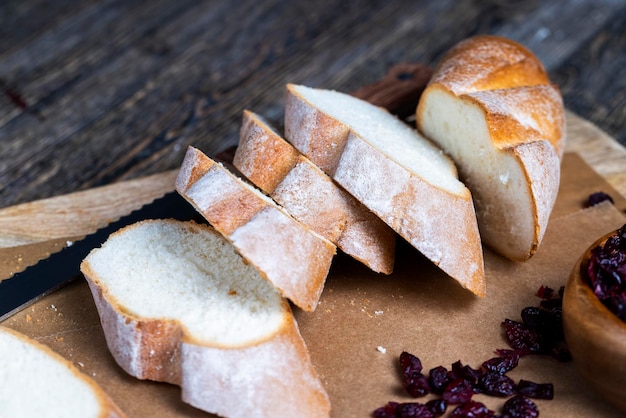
<box><xmin>0</xmin><ymin>326</ymin><xmax>125</xmax><ymax>418</ymax></box>
<box><xmin>80</xmin><ymin>219</ymin><xmax>330</xmax><ymax>418</ymax></box>
<box><xmin>416</xmin><ymin>35</ymin><xmax>565</xmax><ymax>260</ymax></box>
<box><xmin>284</xmin><ymin>84</ymin><xmax>485</xmax><ymax>297</ymax></box>
<box><xmin>176</xmin><ymin>146</ymin><xmax>336</xmax><ymax>311</ymax></box>
<box><xmin>234</xmin><ymin>110</ymin><xmax>396</xmax><ymax>274</ymax></box>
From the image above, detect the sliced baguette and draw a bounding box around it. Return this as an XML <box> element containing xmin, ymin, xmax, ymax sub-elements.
<box><xmin>175</xmin><ymin>146</ymin><xmax>336</xmax><ymax>311</ymax></box>
<box><xmin>0</xmin><ymin>326</ymin><xmax>125</xmax><ymax>418</ymax></box>
<box><xmin>80</xmin><ymin>219</ymin><xmax>331</xmax><ymax>418</ymax></box>
<box><xmin>284</xmin><ymin>84</ymin><xmax>485</xmax><ymax>297</ymax></box>
<box><xmin>234</xmin><ymin>110</ymin><xmax>396</xmax><ymax>274</ymax></box>
<box><xmin>416</xmin><ymin>35</ymin><xmax>565</xmax><ymax>261</ymax></box>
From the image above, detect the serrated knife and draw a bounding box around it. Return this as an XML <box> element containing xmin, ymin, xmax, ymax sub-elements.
<box><xmin>0</xmin><ymin>191</ymin><xmax>200</xmax><ymax>322</ymax></box>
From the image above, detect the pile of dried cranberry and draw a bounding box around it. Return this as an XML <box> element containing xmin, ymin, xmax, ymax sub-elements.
<box><xmin>374</xmin><ymin>285</ymin><xmax>570</xmax><ymax>418</ymax></box>
<box><xmin>501</xmin><ymin>285</ymin><xmax>571</xmax><ymax>362</ymax></box>
<box><xmin>585</xmin><ymin>223</ymin><xmax>626</xmax><ymax>322</ymax></box>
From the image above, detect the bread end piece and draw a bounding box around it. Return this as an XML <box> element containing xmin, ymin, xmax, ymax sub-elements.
<box><xmin>417</xmin><ymin>35</ymin><xmax>564</xmax><ymax>260</ymax></box>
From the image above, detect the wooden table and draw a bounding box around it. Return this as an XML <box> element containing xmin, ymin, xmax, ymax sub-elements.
<box><xmin>0</xmin><ymin>0</ymin><xmax>625</xmax><ymax>209</ymax></box>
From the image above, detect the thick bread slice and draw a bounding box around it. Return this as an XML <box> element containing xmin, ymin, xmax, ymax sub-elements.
<box><xmin>0</xmin><ymin>326</ymin><xmax>125</xmax><ymax>418</ymax></box>
<box><xmin>80</xmin><ymin>220</ymin><xmax>331</xmax><ymax>418</ymax></box>
<box><xmin>417</xmin><ymin>35</ymin><xmax>565</xmax><ymax>261</ymax></box>
<box><xmin>176</xmin><ymin>146</ymin><xmax>336</xmax><ymax>311</ymax></box>
<box><xmin>234</xmin><ymin>110</ymin><xmax>396</xmax><ymax>274</ymax></box>
<box><xmin>284</xmin><ymin>84</ymin><xmax>485</xmax><ymax>297</ymax></box>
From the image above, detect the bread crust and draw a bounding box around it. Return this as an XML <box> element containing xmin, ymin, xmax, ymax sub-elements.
<box><xmin>0</xmin><ymin>326</ymin><xmax>126</xmax><ymax>418</ymax></box>
<box><xmin>430</xmin><ymin>35</ymin><xmax>550</xmax><ymax>95</ymax></box>
<box><xmin>80</xmin><ymin>221</ymin><xmax>330</xmax><ymax>418</ymax></box>
<box><xmin>176</xmin><ymin>146</ymin><xmax>336</xmax><ymax>311</ymax></box>
<box><xmin>416</xmin><ymin>35</ymin><xmax>565</xmax><ymax>260</ymax></box>
<box><xmin>285</xmin><ymin>85</ymin><xmax>486</xmax><ymax>297</ymax></box>
<box><xmin>234</xmin><ymin>110</ymin><xmax>396</xmax><ymax>275</ymax></box>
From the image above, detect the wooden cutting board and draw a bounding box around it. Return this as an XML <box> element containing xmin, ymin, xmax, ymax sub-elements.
<box><xmin>1</xmin><ymin>98</ymin><xmax>626</xmax><ymax>416</ymax></box>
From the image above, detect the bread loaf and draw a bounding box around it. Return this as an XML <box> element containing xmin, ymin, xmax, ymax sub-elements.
<box><xmin>176</xmin><ymin>145</ymin><xmax>336</xmax><ymax>311</ymax></box>
<box><xmin>284</xmin><ymin>84</ymin><xmax>486</xmax><ymax>297</ymax></box>
<box><xmin>80</xmin><ymin>219</ymin><xmax>331</xmax><ymax>418</ymax></box>
<box><xmin>416</xmin><ymin>35</ymin><xmax>565</xmax><ymax>261</ymax></box>
<box><xmin>234</xmin><ymin>110</ymin><xmax>396</xmax><ymax>274</ymax></box>
<box><xmin>0</xmin><ymin>326</ymin><xmax>125</xmax><ymax>418</ymax></box>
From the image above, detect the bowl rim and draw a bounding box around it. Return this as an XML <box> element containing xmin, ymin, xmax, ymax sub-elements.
<box><xmin>566</xmin><ymin>228</ymin><xmax>626</xmax><ymax>337</ymax></box>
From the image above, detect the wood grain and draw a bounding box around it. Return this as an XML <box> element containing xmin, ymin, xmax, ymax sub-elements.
<box><xmin>0</xmin><ymin>0</ymin><xmax>624</xmax><ymax>208</ymax></box>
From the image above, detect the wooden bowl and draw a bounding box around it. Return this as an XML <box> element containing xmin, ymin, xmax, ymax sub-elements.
<box><xmin>563</xmin><ymin>230</ymin><xmax>626</xmax><ymax>412</ymax></box>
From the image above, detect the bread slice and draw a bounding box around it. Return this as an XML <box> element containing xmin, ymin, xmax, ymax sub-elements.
<box><xmin>0</xmin><ymin>326</ymin><xmax>125</xmax><ymax>418</ymax></box>
<box><xmin>416</xmin><ymin>35</ymin><xmax>565</xmax><ymax>261</ymax></box>
<box><xmin>284</xmin><ymin>84</ymin><xmax>485</xmax><ymax>297</ymax></box>
<box><xmin>80</xmin><ymin>219</ymin><xmax>331</xmax><ymax>418</ymax></box>
<box><xmin>175</xmin><ymin>146</ymin><xmax>336</xmax><ymax>311</ymax></box>
<box><xmin>234</xmin><ymin>110</ymin><xmax>396</xmax><ymax>274</ymax></box>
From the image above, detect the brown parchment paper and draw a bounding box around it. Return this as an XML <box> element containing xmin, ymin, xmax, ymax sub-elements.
<box><xmin>2</xmin><ymin>152</ymin><xmax>626</xmax><ymax>418</ymax></box>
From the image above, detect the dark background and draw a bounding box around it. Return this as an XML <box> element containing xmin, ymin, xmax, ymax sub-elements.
<box><xmin>0</xmin><ymin>0</ymin><xmax>624</xmax><ymax>207</ymax></box>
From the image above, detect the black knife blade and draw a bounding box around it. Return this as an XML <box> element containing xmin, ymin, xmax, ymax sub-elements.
<box><xmin>0</xmin><ymin>191</ymin><xmax>200</xmax><ymax>322</ymax></box>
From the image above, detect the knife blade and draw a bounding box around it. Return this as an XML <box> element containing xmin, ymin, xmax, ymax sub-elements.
<box><xmin>0</xmin><ymin>191</ymin><xmax>200</xmax><ymax>322</ymax></box>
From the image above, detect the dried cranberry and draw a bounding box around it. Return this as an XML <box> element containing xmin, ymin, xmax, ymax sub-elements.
<box><xmin>400</xmin><ymin>351</ymin><xmax>423</xmax><ymax>376</ymax></box>
<box><xmin>373</xmin><ymin>402</ymin><xmax>399</xmax><ymax>418</ymax></box>
<box><xmin>586</xmin><ymin>191</ymin><xmax>614</xmax><ymax>207</ymax></box>
<box><xmin>549</xmin><ymin>340</ymin><xmax>572</xmax><ymax>362</ymax></box>
<box><xmin>482</xmin><ymin>351</ymin><xmax>519</xmax><ymax>375</ymax></box>
<box><xmin>501</xmin><ymin>396</ymin><xmax>539</xmax><ymax>418</ymax></box>
<box><xmin>425</xmin><ymin>399</ymin><xmax>447</xmax><ymax>416</ymax></box>
<box><xmin>403</xmin><ymin>373</ymin><xmax>430</xmax><ymax>397</ymax></box>
<box><xmin>585</xmin><ymin>223</ymin><xmax>626</xmax><ymax>322</ymax></box>
<box><xmin>449</xmin><ymin>360</ymin><xmax>482</xmax><ymax>387</ymax></box>
<box><xmin>520</xmin><ymin>307</ymin><xmax>543</xmax><ymax>329</ymax></box>
<box><xmin>536</xmin><ymin>285</ymin><xmax>554</xmax><ymax>299</ymax></box>
<box><xmin>400</xmin><ymin>352</ymin><xmax>430</xmax><ymax>397</ymax></box>
<box><xmin>428</xmin><ymin>366</ymin><xmax>450</xmax><ymax>395</ymax></box>
<box><xmin>515</xmin><ymin>379</ymin><xmax>554</xmax><ymax>400</ymax></box>
<box><xmin>397</xmin><ymin>402</ymin><xmax>435</xmax><ymax>418</ymax></box>
<box><xmin>450</xmin><ymin>400</ymin><xmax>495</xmax><ymax>418</ymax></box>
<box><xmin>502</xmin><ymin>319</ymin><xmax>541</xmax><ymax>353</ymax></box>
<box><xmin>538</xmin><ymin>297</ymin><xmax>562</xmax><ymax>314</ymax></box>
<box><xmin>478</xmin><ymin>371</ymin><xmax>516</xmax><ymax>397</ymax></box>
<box><xmin>442</xmin><ymin>378</ymin><xmax>474</xmax><ymax>404</ymax></box>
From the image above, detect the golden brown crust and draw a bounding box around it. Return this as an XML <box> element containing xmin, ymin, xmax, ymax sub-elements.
<box><xmin>284</xmin><ymin>85</ymin><xmax>351</xmax><ymax>175</ymax></box>
<box><xmin>422</xmin><ymin>35</ymin><xmax>565</xmax><ymax>159</ymax></box>
<box><xmin>284</xmin><ymin>86</ymin><xmax>486</xmax><ymax>297</ymax></box>
<box><xmin>234</xmin><ymin>110</ymin><xmax>301</xmax><ymax>194</ymax></box>
<box><xmin>235</xmin><ymin>110</ymin><xmax>396</xmax><ymax>275</ymax></box>
<box><xmin>176</xmin><ymin>146</ymin><xmax>336</xmax><ymax>311</ymax></box>
<box><xmin>416</xmin><ymin>35</ymin><xmax>564</xmax><ymax>261</ymax></box>
<box><xmin>431</xmin><ymin>35</ymin><xmax>550</xmax><ymax>94</ymax></box>
<box><xmin>81</xmin><ymin>224</ymin><xmax>330</xmax><ymax>417</ymax></box>
<box><xmin>463</xmin><ymin>84</ymin><xmax>566</xmax><ymax>156</ymax></box>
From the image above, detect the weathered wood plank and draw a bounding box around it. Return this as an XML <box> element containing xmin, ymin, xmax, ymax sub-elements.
<box><xmin>550</xmin><ymin>9</ymin><xmax>626</xmax><ymax>146</ymax></box>
<box><xmin>0</xmin><ymin>0</ymin><xmax>202</xmax><ymax>127</ymax></box>
<box><xmin>0</xmin><ymin>0</ymin><xmax>624</xmax><ymax>209</ymax></box>
<box><xmin>0</xmin><ymin>0</ymin><xmax>102</xmax><ymax>55</ymax></box>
